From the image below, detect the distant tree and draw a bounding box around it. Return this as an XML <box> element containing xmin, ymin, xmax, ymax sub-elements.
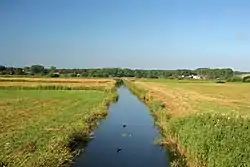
<box><xmin>0</xmin><ymin>65</ymin><xmax>6</xmax><ymax>71</ymax></box>
<box><xmin>30</xmin><ymin>65</ymin><xmax>45</xmax><ymax>74</ymax></box>
<box><xmin>23</xmin><ymin>66</ymin><xmax>30</xmax><ymax>73</ymax></box>
<box><xmin>0</xmin><ymin>65</ymin><xmax>244</xmax><ymax>79</ymax></box>
<box><xmin>227</xmin><ymin>76</ymin><xmax>242</xmax><ymax>82</ymax></box>
<box><xmin>14</xmin><ymin>68</ymin><xmax>25</xmax><ymax>75</ymax></box>
<box><xmin>222</xmin><ymin>68</ymin><xmax>234</xmax><ymax>79</ymax></box>
<box><xmin>50</xmin><ymin>66</ymin><xmax>57</xmax><ymax>73</ymax></box>
<box><xmin>5</xmin><ymin>67</ymin><xmax>15</xmax><ymax>75</ymax></box>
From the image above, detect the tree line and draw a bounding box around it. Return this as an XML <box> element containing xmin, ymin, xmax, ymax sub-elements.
<box><xmin>0</xmin><ymin>64</ymin><xmax>242</xmax><ymax>80</ymax></box>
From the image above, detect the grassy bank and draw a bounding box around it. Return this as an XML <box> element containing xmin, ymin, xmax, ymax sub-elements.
<box><xmin>124</xmin><ymin>79</ymin><xmax>250</xmax><ymax>167</ymax></box>
<box><xmin>167</xmin><ymin>113</ymin><xmax>250</xmax><ymax>167</ymax></box>
<box><xmin>0</xmin><ymin>78</ymin><xmax>118</xmax><ymax>167</ymax></box>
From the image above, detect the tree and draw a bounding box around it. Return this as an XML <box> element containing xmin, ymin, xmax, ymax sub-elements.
<box><xmin>23</xmin><ymin>66</ymin><xmax>31</xmax><ymax>74</ymax></box>
<box><xmin>50</xmin><ymin>66</ymin><xmax>57</xmax><ymax>73</ymax></box>
<box><xmin>14</xmin><ymin>68</ymin><xmax>25</xmax><ymax>75</ymax></box>
<box><xmin>0</xmin><ymin>65</ymin><xmax>6</xmax><ymax>71</ymax></box>
<box><xmin>0</xmin><ymin>66</ymin><xmax>244</xmax><ymax>79</ymax></box>
<box><xmin>227</xmin><ymin>76</ymin><xmax>242</xmax><ymax>82</ymax></box>
<box><xmin>30</xmin><ymin>65</ymin><xmax>45</xmax><ymax>74</ymax></box>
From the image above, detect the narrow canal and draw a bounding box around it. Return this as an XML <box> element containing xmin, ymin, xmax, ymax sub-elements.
<box><xmin>72</xmin><ymin>86</ymin><xmax>170</xmax><ymax>167</ymax></box>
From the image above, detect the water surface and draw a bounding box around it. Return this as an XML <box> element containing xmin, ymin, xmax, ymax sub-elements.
<box><xmin>72</xmin><ymin>86</ymin><xmax>169</xmax><ymax>167</ymax></box>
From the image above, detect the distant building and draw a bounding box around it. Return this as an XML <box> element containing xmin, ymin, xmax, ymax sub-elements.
<box><xmin>187</xmin><ymin>75</ymin><xmax>202</xmax><ymax>79</ymax></box>
<box><xmin>193</xmin><ymin>75</ymin><xmax>202</xmax><ymax>79</ymax></box>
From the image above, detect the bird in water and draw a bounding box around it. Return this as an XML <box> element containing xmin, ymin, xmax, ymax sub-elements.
<box><xmin>117</xmin><ymin>147</ymin><xmax>122</xmax><ymax>153</ymax></box>
<box><xmin>122</xmin><ymin>124</ymin><xmax>127</xmax><ymax>128</ymax></box>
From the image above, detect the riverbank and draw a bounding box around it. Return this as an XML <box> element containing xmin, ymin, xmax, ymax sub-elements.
<box><xmin>124</xmin><ymin>79</ymin><xmax>250</xmax><ymax>167</ymax></box>
<box><xmin>0</xmin><ymin>79</ymin><xmax>118</xmax><ymax>167</ymax></box>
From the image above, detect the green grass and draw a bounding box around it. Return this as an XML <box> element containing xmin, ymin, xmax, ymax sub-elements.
<box><xmin>167</xmin><ymin>113</ymin><xmax>250</xmax><ymax>167</ymax></box>
<box><xmin>0</xmin><ymin>89</ymin><xmax>117</xmax><ymax>167</ymax></box>
<box><xmin>0</xmin><ymin>85</ymin><xmax>111</xmax><ymax>91</ymax></box>
<box><xmin>125</xmin><ymin>79</ymin><xmax>250</xmax><ymax>167</ymax></box>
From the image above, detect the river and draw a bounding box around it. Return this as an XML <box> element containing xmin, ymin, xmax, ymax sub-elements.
<box><xmin>71</xmin><ymin>86</ymin><xmax>170</xmax><ymax>167</ymax></box>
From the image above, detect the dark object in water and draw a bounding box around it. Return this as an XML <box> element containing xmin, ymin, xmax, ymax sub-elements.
<box><xmin>117</xmin><ymin>147</ymin><xmax>122</xmax><ymax>153</ymax></box>
<box><xmin>122</xmin><ymin>124</ymin><xmax>127</xmax><ymax>128</ymax></box>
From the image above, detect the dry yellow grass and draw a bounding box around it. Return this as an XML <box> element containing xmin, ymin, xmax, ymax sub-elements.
<box><xmin>134</xmin><ymin>80</ymin><xmax>250</xmax><ymax>117</ymax></box>
<box><xmin>0</xmin><ymin>81</ymin><xmax>112</xmax><ymax>87</ymax></box>
<box><xmin>0</xmin><ymin>77</ymin><xmax>114</xmax><ymax>83</ymax></box>
<box><xmin>0</xmin><ymin>77</ymin><xmax>115</xmax><ymax>89</ymax></box>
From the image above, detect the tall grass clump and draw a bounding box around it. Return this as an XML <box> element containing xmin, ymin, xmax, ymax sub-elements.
<box><xmin>166</xmin><ymin>113</ymin><xmax>250</xmax><ymax>167</ymax></box>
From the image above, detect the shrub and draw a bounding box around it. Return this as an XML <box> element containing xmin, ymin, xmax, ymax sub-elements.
<box><xmin>50</xmin><ymin>73</ymin><xmax>60</xmax><ymax>78</ymax></box>
<box><xmin>227</xmin><ymin>76</ymin><xmax>242</xmax><ymax>82</ymax></box>
<box><xmin>243</xmin><ymin>76</ymin><xmax>250</xmax><ymax>83</ymax></box>
<box><xmin>216</xmin><ymin>80</ymin><xmax>226</xmax><ymax>84</ymax></box>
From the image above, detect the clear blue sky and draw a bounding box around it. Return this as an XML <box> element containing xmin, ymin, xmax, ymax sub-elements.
<box><xmin>1</xmin><ymin>0</ymin><xmax>250</xmax><ymax>71</ymax></box>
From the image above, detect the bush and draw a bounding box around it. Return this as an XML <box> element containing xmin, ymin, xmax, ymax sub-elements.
<box><xmin>216</xmin><ymin>80</ymin><xmax>226</xmax><ymax>84</ymax></box>
<box><xmin>227</xmin><ymin>76</ymin><xmax>242</xmax><ymax>82</ymax></box>
<box><xmin>50</xmin><ymin>73</ymin><xmax>60</xmax><ymax>78</ymax></box>
<box><xmin>243</xmin><ymin>76</ymin><xmax>250</xmax><ymax>83</ymax></box>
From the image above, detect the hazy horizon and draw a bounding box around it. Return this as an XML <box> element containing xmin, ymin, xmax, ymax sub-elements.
<box><xmin>1</xmin><ymin>0</ymin><xmax>250</xmax><ymax>71</ymax></box>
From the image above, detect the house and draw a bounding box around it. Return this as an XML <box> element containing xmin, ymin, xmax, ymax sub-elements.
<box><xmin>193</xmin><ymin>75</ymin><xmax>202</xmax><ymax>79</ymax></box>
<box><xmin>187</xmin><ymin>75</ymin><xmax>202</xmax><ymax>80</ymax></box>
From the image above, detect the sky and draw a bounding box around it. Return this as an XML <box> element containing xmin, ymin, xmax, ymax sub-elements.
<box><xmin>0</xmin><ymin>0</ymin><xmax>250</xmax><ymax>71</ymax></box>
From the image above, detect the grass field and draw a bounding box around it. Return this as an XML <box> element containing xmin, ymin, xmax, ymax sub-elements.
<box><xmin>125</xmin><ymin>79</ymin><xmax>250</xmax><ymax>167</ymax></box>
<box><xmin>0</xmin><ymin>77</ymin><xmax>114</xmax><ymax>83</ymax></box>
<box><xmin>0</xmin><ymin>77</ymin><xmax>115</xmax><ymax>91</ymax></box>
<box><xmin>0</xmin><ymin>78</ymin><xmax>117</xmax><ymax>167</ymax></box>
<box><xmin>134</xmin><ymin>79</ymin><xmax>250</xmax><ymax>117</ymax></box>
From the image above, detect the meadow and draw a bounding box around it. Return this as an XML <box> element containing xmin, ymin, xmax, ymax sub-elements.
<box><xmin>0</xmin><ymin>78</ymin><xmax>117</xmax><ymax>167</ymax></box>
<box><xmin>0</xmin><ymin>77</ymin><xmax>115</xmax><ymax>91</ymax></box>
<box><xmin>125</xmin><ymin>79</ymin><xmax>250</xmax><ymax>167</ymax></box>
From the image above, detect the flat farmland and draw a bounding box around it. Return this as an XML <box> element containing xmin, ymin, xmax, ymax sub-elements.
<box><xmin>133</xmin><ymin>79</ymin><xmax>250</xmax><ymax>117</ymax></box>
<box><xmin>0</xmin><ymin>77</ymin><xmax>115</xmax><ymax>91</ymax></box>
<box><xmin>0</xmin><ymin>77</ymin><xmax>114</xmax><ymax>84</ymax></box>
<box><xmin>0</xmin><ymin>78</ymin><xmax>117</xmax><ymax>167</ymax></box>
